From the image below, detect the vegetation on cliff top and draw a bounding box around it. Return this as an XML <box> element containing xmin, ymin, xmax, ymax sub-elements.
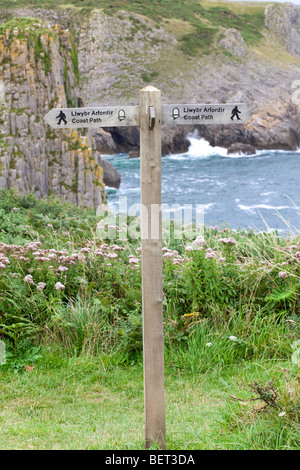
<box><xmin>0</xmin><ymin>17</ymin><xmax>54</xmax><ymax>74</ymax></box>
<box><xmin>0</xmin><ymin>0</ymin><xmax>266</xmax><ymax>56</ymax></box>
<box><xmin>0</xmin><ymin>188</ymin><xmax>299</xmax><ymax>365</ymax></box>
<box><xmin>0</xmin><ymin>189</ymin><xmax>300</xmax><ymax>449</ymax></box>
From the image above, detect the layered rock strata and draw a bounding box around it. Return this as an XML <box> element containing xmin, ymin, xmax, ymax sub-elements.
<box><xmin>0</xmin><ymin>18</ymin><xmax>105</xmax><ymax>207</ymax></box>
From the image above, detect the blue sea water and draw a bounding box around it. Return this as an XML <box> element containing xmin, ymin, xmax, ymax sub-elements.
<box><xmin>103</xmin><ymin>136</ymin><xmax>300</xmax><ymax>234</ymax></box>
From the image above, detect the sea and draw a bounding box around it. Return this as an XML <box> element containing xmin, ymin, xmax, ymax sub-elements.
<box><xmin>103</xmin><ymin>135</ymin><xmax>300</xmax><ymax>235</ymax></box>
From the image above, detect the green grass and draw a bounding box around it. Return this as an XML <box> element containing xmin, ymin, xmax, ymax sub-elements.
<box><xmin>0</xmin><ymin>0</ymin><xmax>267</xmax><ymax>56</ymax></box>
<box><xmin>1</xmin><ymin>355</ymin><xmax>299</xmax><ymax>449</ymax></box>
<box><xmin>0</xmin><ymin>188</ymin><xmax>300</xmax><ymax>449</ymax></box>
<box><xmin>0</xmin><ymin>18</ymin><xmax>54</xmax><ymax>74</ymax></box>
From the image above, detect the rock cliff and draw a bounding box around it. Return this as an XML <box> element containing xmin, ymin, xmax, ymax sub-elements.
<box><xmin>0</xmin><ymin>17</ymin><xmax>105</xmax><ymax>207</ymax></box>
<box><xmin>1</xmin><ymin>2</ymin><xmax>300</xmax><ymax>207</ymax></box>
<box><xmin>72</xmin><ymin>4</ymin><xmax>300</xmax><ymax>154</ymax></box>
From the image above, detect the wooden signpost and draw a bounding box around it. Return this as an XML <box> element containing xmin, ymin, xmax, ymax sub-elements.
<box><xmin>45</xmin><ymin>87</ymin><xmax>251</xmax><ymax>449</ymax></box>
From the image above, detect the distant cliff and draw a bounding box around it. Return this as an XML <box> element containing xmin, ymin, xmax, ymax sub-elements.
<box><xmin>74</xmin><ymin>3</ymin><xmax>300</xmax><ymax>154</ymax></box>
<box><xmin>1</xmin><ymin>2</ymin><xmax>300</xmax><ymax>207</ymax></box>
<box><xmin>0</xmin><ymin>17</ymin><xmax>105</xmax><ymax>207</ymax></box>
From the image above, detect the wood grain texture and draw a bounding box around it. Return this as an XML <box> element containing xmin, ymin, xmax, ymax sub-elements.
<box><xmin>140</xmin><ymin>86</ymin><xmax>165</xmax><ymax>450</ymax></box>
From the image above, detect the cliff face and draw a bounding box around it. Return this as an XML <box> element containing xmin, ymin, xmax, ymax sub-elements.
<box><xmin>74</xmin><ymin>4</ymin><xmax>300</xmax><ymax>153</ymax></box>
<box><xmin>1</xmin><ymin>2</ymin><xmax>300</xmax><ymax>208</ymax></box>
<box><xmin>0</xmin><ymin>17</ymin><xmax>105</xmax><ymax>207</ymax></box>
<box><xmin>265</xmin><ymin>3</ymin><xmax>300</xmax><ymax>58</ymax></box>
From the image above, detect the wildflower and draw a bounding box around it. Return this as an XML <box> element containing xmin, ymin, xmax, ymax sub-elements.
<box><xmin>55</xmin><ymin>282</ymin><xmax>65</xmax><ymax>290</ymax></box>
<box><xmin>229</xmin><ymin>336</ymin><xmax>238</xmax><ymax>341</ymax></box>
<box><xmin>80</xmin><ymin>247</ymin><xmax>91</xmax><ymax>253</ymax></box>
<box><xmin>28</xmin><ymin>267</ymin><xmax>33</xmax><ymax>273</ymax></box>
<box><xmin>107</xmin><ymin>253</ymin><xmax>118</xmax><ymax>259</ymax></box>
<box><xmin>58</xmin><ymin>265</ymin><xmax>68</xmax><ymax>272</ymax></box>
<box><xmin>205</xmin><ymin>249</ymin><xmax>217</xmax><ymax>259</ymax></box>
<box><xmin>111</xmin><ymin>245</ymin><xmax>125</xmax><ymax>251</ymax></box>
<box><xmin>185</xmin><ymin>246</ymin><xmax>193</xmax><ymax>251</ymax></box>
<box><xmin>0</xmin><ymin>254</ymin><xmax>9</xmax><ymax>265</ymax></box>
<box><xmin>17</xmin><ymin>256</ymin><xmax>30</xmax><ymax>261</ymax></box>
<box><xmin>24</xmin><ymin>274</ymin><xmax>34</xmax><ymax>284</ymax></box>
<box><xmin>192</xmin><ymin>235</ymin><xmax>207</xmax><ymax>247</ymax></box>
<box><xmin>163</xmin><ymin>252</ymin><xmax>174</xmax><ymax>258</ymax></box>
<box><xmin>278</xmin><ymin>271</ymin><xmax>289</xmax><ymax>278</ymax></box>
<box><xmin>219</xmin><ymin>237</ymin><xmax>237</xmax><ymax>245</ymax></box>
<box><xmin>95</xmin><ymin>250</ymin><xmax>105</xmax><ymax>256</ymax></box>
<box><xmin>0</xmin><ymin>262</ymin><xmax>6</xmax><ymax>269</ymax></box>
<box><xmin>206</xmin><ymin>342</ymin><xmax>213</xmax><ymax>347</ymax></box>
<box><xmin>36</xmin><ymin>282</ymin><xmax>46</xmax><ymax>290</ymax></box>
<box><xmin>295</xmin><ymin>252</ymin><xmax>300</xmax><ymax>259</ymax></box>
<box><xmin>24</xmin><ymin>241</ymin><xmax>42</xmax><ymax>251</ymax></box>
<box><xmin>77</xmin><ymin>253</ymin><xmax>86</xmax><ymax>263</ymax></box>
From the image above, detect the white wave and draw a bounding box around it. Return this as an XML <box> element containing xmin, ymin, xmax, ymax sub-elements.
<box><xmin>187</xmin><ymin>136</ymin><xmax>228</xmax><ymax>158</ymax></box>
<box><xmin>238</xmin><ymin>203</ymin><xmax>292</xmax><ymax>214</ymax></box>
<box><xmin>260</xmin><ymin>191</ymin><xmax>276</xmax><ymax>196</ymax></box>
<box><xmin>167</xmin><ymin>135</ymin><xmax>299</xmax><ymax>160</ymax></box>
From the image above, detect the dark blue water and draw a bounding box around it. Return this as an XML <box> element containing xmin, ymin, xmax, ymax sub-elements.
<box><xmin>104</xmin><ymin>136</ymin><xmax>300</xmax><ymax>234</ymax></box>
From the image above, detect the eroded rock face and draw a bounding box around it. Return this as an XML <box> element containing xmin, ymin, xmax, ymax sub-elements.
<box><xmin>1</xmin><ymin>3</ymin><xmax>300</xmax><ymax>204</ymax></box>
<box><xmin>219</xmin><ymin>28</ymin><xmax>247</xmax><ymax>57</ymax></box>
<box><xmin>0</xmin><ymin>18</ymin><xmax>105</xmax><ymax>207</ymax></box>
<box><xmin>227</xmin><ymin>142</ymin><xmax>256</xmax><ymax>155</ymax></box>
<box><xmin>75</xmin><ymin>7</ymin><xmax>300</xmax><ymax>154</ymax></box>
<box><xmin>96</xmin><ymin>153</ymin><xmax>121</xmax><ymax>189</ymax></box>
<box><xmin>265</xmin><ymin>3</ymin><xmax>300</xmax><ymax>57</ymax></box>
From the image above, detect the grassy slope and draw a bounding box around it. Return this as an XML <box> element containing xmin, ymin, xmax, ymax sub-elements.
<box><xmin>0</xmin><ymin>0</ymin><xmax>269</xmax><ymax>53</ymax></box>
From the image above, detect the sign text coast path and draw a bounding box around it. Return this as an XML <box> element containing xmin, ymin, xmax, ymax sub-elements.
<box><xmin>44</xmin><ymin>105</ymin><xmax>140</xmax><ymax>129</ymax></box>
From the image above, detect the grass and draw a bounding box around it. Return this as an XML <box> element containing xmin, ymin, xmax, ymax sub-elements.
<box><xmin>0</xmin><ymin>0</ymin><xmax>267</xmax><ymax>56</ymax></box>
<box><xmin>1</xmin><ymin>355</ymin><xmax>299</xmax><ymax>449</ymax></box>
<box><xmin>0</xmin><ymin>188</ymin><xmax>300</xmax><ymax>449</ymax></box>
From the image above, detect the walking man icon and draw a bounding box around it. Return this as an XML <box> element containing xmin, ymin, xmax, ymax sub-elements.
<box><xmin>231</xmin><ymin>106</ymin><xmax>241</xmax><ymax>121</ymax></box>
<box><xmin>56</xmin><ymin>110</ymin><xmax>67</xmax><ymax>125</ymax></box>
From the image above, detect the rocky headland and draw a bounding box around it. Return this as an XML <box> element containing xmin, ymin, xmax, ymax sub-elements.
<box><xmin>1</xmin><ymin>2</ymin><xmax>300</xmax><ymax>206</ymax></box>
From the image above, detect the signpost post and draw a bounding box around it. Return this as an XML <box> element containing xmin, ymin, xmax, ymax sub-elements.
<box><xmin>45</xmin><ymin>87</ymin><xmax>251</xmax><ymax>450</ymax></box>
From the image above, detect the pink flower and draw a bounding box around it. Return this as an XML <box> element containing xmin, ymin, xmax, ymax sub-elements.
<box><xmin>219</xmin><ymin>237</ymin><xmax>237</xmax><ymax>245</ymax></box>
<box><xmin>193</xmin><ymin>236</ymin><xmax>207</xmax><ymax>247</ymax></box>
<box><xmin>37</xmin><ymin>282</ymin><xmax>46</xmax><ymax>290</ymax></box>
<box><xmin>80</xmin><ymin>247</ymin><xmax>91</xmax><ymax>253</ymax></box>
<box><xmin>107</xmin><ymin>253</ymin><xmax>118</xmax><ymax>259</ymax></box>
<box><xmin>278</xmin><ymin>271</ymin><xmax>289</xmax><ymax>278</ymax></box>
<box><xmin>205</xmin><ymin>248</ymin><xmax>217</xmax><ymax>259</ymax></box>
<box><xmin>24</xmin><ymin>274</ymin><xmax>34</xmax><ymax>284</ymax></box>
<box><xmin>111</xmin><ymin>245</ymin><xmax>125</xmax><ymax>251</ymax></box>
<box><xmin>163</xmin><ymin>252</ymin><xmax>174</xmax><ymax>258</ymax></box>
<box><xmin>55</xmin><ymin>282</ymin><xmax>65</xmax><ymax>290</ymax></box>
<box><xmin>58</xmin><ymin>265</ymin><xmax>68</xmax><ymax>272</ymax></box>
